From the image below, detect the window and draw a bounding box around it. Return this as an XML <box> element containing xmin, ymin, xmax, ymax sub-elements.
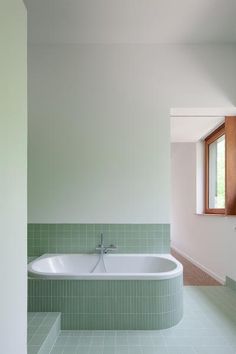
<box><xmin>204</xmin><ymin>117</ymin><xmax>236</xmax><ymax>215</ymax></box>
<box><xmin>205</xmin><ymin>124</ymin><xmax>225</xmax><ymax>214</ymax></box>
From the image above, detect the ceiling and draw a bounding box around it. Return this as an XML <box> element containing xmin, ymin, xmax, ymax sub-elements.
<box><xmin>24</xmin><ymin>0</ymin><xmax>236</xmax><ymax>44</ymax></box>
<box><xmin>171</xmin><ymin>116</ymin><xmax>224</xmax><ymax>142</ymax></box>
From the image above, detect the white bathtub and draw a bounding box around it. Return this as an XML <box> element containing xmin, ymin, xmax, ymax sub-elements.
<box><xmin>28</xmin><ymin>253</ymin><xmax>183</xmax><ymax>280</ymax></box>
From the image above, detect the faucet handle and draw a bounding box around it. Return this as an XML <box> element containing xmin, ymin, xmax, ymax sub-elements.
<box><xmin>106</xmin><ymin>244</ymin><xmax>117</xmax><ymax>251</ymax></box>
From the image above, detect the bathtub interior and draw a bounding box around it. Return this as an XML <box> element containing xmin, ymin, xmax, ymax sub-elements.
<box><xmin>28</xmin><ymin>253</ymin><xmax>180</xmax><ymax>276</ymax></box>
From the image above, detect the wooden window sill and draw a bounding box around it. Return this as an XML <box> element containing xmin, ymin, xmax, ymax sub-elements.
<box><xmin>195</xmin><ymin>213</ymin><xmax>236</xmax><ymax>217</ymax></box>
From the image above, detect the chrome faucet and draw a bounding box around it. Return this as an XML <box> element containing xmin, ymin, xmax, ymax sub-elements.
<box><xmin>96</xmin><ymin>233</ymin><xmax>117</xmax><ymax>254</ymax></box>
<box><xmin>91</xmin><ymin>233</ymin><xmax>117</xmax><ymax>273</ymax></box>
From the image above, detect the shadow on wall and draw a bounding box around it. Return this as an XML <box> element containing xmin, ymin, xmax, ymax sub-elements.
<box><xmin>186</xmin><ymin>45</ymin><xmax>236</xmax><ymax>106</ymax></box>
<box><xmin>164</xmin><ymin>43</ymin><xmax>236</xmax><ymax>108</ymax></box>
<box><xmin>175</xmin><ymin>0</ymin><xmax>236</xmax><ymax>106</ymax></box>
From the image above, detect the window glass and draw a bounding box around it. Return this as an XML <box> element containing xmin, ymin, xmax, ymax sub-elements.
<box><xmin>208</xmin><ymin>134</ymin><xmax>225</xmax><ymax>209</ymax></box>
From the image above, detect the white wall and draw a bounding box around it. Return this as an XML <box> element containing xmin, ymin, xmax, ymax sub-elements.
<box><xmin>171</xmin><ymin>143</ymin><xmax>236</xmax><ymax>282</ymax></box>
<box><xmin>0</xmin><ymin>1</ymin><xmax>27</xmax><ymax>353</ymax></box>
<box><xmin>28</xmin><ymin>44</ymin><xmax>236</xmax><ymax>223</ymax></box>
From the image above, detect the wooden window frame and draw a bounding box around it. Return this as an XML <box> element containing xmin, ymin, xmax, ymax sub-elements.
<box><xmin>204</xmin><ymin>123</ymin><xmax>225</xmax><ymax>214</ymax></box>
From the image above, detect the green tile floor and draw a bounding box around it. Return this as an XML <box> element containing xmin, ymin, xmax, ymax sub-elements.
<box><xmin>49</xmin><ymin>286</ymin><xmax>236</xmax><ymax>354</ymax></box>
<box><xmin>28</xmin><ymin>312</ymin><xmax>61</xmax><ymax>353</ymax></box>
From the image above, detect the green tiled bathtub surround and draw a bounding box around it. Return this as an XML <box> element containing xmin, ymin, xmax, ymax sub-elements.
<box><xmin>226</xmin><ymin>276</ymin><xmax>236</xmax><ymax>291</ymax></box>
<box><xmin>28</xmin><ymin>224</ymin><xmax>170</xmax><ymax>256</ymax></box>
<box><xmin>28</xmin><ymin>275</ymin><xmax>183</xmax><ymax>330</ymax></box>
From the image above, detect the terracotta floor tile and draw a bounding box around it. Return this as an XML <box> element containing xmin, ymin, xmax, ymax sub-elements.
<box><xmin>171</xmin><ymin>249</ymin><xmax>221</xmax><ymax>285</ymax></box>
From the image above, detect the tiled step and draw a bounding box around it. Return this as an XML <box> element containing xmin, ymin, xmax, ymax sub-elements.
<box><xmin>28</xmin><ymin>312</ymin><xmax>61</xmax><ymax>354</ymax></box>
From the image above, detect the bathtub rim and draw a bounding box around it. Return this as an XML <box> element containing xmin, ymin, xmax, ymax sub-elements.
<box><xmin>28</xmin><ymin>253</ymin><xmax>183</xmax><ymax>280</ymax></box>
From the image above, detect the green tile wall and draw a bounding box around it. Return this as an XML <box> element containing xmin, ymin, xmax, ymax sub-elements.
<box><xmin>28</xmin><ymin>224</ymin><xmax>170</xmax><ymax>256</ymax></box>
<box><xmin>28</xmin><ymin>275</ymin><xmax>183</xmax><ymax>330</ymax></box>
<box><xmin>226</xmin><ymin>276</ymin><xmax>236</xmax><ymax>291</ymax></box>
